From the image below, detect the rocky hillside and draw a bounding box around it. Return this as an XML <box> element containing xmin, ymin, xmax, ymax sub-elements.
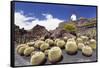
<box><xmin>50</xmin><ymin>28</ymin><xmax>75</xmax><ymax>39</ymax></box>
<box><xmin>14</xmin><ymin>17</ymin><xmax>97</xmax><ymax>43</ymax></box>
<box><xmin>29</xmin><ymin>24</ymin><xmax>50</xmax><ymax>40</ymax></box>
<box><xmin>15</xmin><ymin>24</ymin><xmax>51</xmax><ymax>43</ymax></box>
<box><xmin>59</xmin><ymin>17</ymin><xmax>96</xmax><ymax>28</ymax></box>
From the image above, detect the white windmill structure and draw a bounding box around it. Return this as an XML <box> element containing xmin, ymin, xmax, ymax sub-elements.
<box><xmin>70</xmin><ymin>14</ymin><xmax>77</xmax><ymax>21</ymax></box>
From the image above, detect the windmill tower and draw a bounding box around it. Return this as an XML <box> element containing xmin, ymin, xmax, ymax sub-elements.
<box><xmin>70</xmin><ymin>14</ymin><xmax>77</xmax><ymax>21</ymax></box>
<box><xmin>70</xmin><ymin>10</ymin><xmax>79</xmax><ymax>21</ymax></box>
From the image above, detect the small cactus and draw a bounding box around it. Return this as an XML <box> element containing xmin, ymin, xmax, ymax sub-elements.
<box><xmin>80</xmin><ymin>36</ymin><xmax>88</xmax><ymax>43</ymax></box>
<box><xmin>82</xmin><ymin>46</ymin><xmax>93</xmax><ymax>57</ymax></box>
<box><xmin>30</xmin><ymin>51</ymin><xmax>45</xmax><ymax>65</ymax></box>
<box><xmin>56</xmin><ymin>40</ymin><xmax>65</xmax><ymax>48</ymax></box>
<box><xmin>45</xmin><ymin>39</ymin><xmax>54</xmax><ymax>46</ymax></box>
<box><xmin>31</xmin><ymin>51</ymin><xmax>38</xmax><ymax>57</ymax></box>
<box><xmin>65</xmin><ymin>41</ymin><xmax>78</xmax><ymax>55</ymax></box>
<box><xmin>89</xmin><ymin>39</ymin><xmax>96</xmax><ymax>50</ymax></box>
<box><xmin>17</xmin><ymin>46</ymin><xmax>26</xmax><ymax>55</ymax></box>
<box><xmin>63</xmin><ymin>36</ymin><xmax>68</xmax><ymax>41</ymax></box>
<box><xmin>34</xmin><ymin>40</ymin><xmax>44</xmax><ymax>48</ymax></box>
<box><xmin>27</xmin><ymin>42</ymin><xmax>34</xmax><ymax>47</ymax></box>
<box><xmin>24</xmin><ymin>47</ymin><xmax>35</xmax><ymax>56</ymax></box>
<box><xmin>40</xmin><ymin>42</ymin><xmax>49</xmax><ymax>51</ymax></box>
<box><xmin>67</xmin><ymin>38</ymin><xmax>75</xmax><ymax>42</ymax></box>
<box><xmin>16</xmin><ymin>44</ymin><xmax>28</xmax><ymax>55</ymax></box>
<box><xmin>16</xmin><ymin>44</ymin><xmax>28</xmax><ymax>53</ymax></box>
<box><xmin>44</xmin><ymin>49</ymin><xmax>50</xmax><ymax>56</ymax></box>
<box><xmin>76</xmin><ymin>38</ymin><xmax>83</xmax><ymax>43</ymax></box>
<box><xmin>77</xmin><ymin>43</ymin><xmax>84</xmax><ymax>50</ymax></box>
<box><xmin>48</xmin><ymin>47</ymin><xmax>62</xmax><ymax>63</ymax></box>
<box><xmin>54</xmin><ymin>39</ymin><xmax>60</xmax><ymax>44</ymax></box>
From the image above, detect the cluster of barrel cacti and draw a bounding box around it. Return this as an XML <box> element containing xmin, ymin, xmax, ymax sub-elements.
<box><xmin>16</xmin><ymin>35</ymin><xmax>96</xmax><ymax>65</ymax></box>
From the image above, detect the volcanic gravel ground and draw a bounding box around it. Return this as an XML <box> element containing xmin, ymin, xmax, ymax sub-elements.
<box><xmin>15</xmin><ymin>44</ymin><xmax>97</xmax><ymax>66</ymax></box>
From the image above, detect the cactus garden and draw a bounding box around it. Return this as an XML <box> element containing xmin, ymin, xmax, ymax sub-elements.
<box><xmin>13</xmin><ymin>2</ymin><xmax>97</xmax><ymax>67</ymax></box>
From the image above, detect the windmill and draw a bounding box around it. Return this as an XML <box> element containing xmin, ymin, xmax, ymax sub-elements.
<box><xmin>70</xmin><ymin>10</ymin><xmax>80</xmax><ymax>21</ymax></box>
<box><xmin>70</xmin><ymin>14</ymin><xmax>77</xmax><ymax>21</ymax></box>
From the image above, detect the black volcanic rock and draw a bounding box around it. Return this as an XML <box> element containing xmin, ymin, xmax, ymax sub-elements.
<box><xmin>50</xmin><ymin>28</ymin><xmax>75</xmax><ymax>39</ymax></box>
<box><xmin>14</xmin><ymin>24</ymin><xmax>50</xmax><ymax>43</ymax></box>
<box><xmin>30</xmin><ymin>24</ymin><xmax>50</xmax><ymax>40</ymax></box>
<box><xmin>14</xmin><ymin>25</ymin><xmax>27</xmax><ymax>43</ymax></box>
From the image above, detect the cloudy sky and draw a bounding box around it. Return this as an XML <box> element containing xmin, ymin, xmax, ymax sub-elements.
<box><xmin>14</xmin><ymin>2</ymin><xmax>97</xmax><ymax>30</ymax></box>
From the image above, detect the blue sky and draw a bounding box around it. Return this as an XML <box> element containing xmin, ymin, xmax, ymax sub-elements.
<box><xmin>14</xmin><ymin>2</ymin><xmax>97</xmax><ymax>30</ymax></box>
<box><xmin>15</xmin><ymin>2</ymin><xmax>97</xmax><ymax>21</ymax></box>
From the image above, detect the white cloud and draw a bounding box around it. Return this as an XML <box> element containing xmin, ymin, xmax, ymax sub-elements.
<box><xmin>42</xmin><ymin>13</ymin><xmax>53</xmax><ymax>19</ymax></box>
<box><xmin>15</xmin><ymin>11</ymin><xmax>64</xmax><ymax>30</ymax></box>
